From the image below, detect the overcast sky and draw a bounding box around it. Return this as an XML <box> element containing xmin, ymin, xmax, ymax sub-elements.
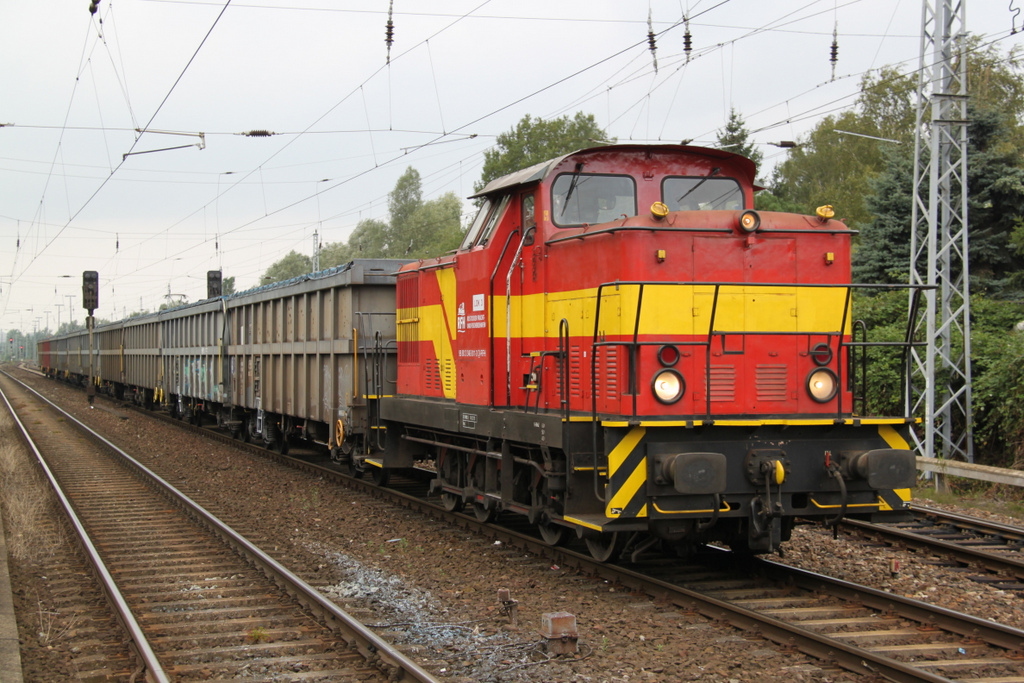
<box><xmin>1</xmin><ymin>0</ymin><xmax>1020</xmax><ymax>334</ymax></box>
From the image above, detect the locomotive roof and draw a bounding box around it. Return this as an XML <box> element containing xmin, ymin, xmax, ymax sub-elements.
<box><xmin>469</xmin><ymin>144</ymin><xmax>757</xmax><ymax>199</ymax></box>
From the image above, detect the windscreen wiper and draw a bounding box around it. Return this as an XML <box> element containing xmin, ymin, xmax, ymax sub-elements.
<box><xmin>677</xmin><ymin>167</ymin><xmax>721</xmax><ymax>204</ymax></box>
<box><xmin>561</xmin><ymin>162</ymin><xmax>585</xmax><ymax>216</ymax></box>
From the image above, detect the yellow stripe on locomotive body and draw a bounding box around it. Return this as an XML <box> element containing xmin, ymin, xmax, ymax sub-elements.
<box><xmin>488</xmin><ymin>284</ymin><xmax>853</xmax><ymax>339</ymax></box>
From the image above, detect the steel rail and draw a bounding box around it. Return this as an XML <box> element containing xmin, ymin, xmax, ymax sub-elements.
<box><xmin>0</xmin><ymin>377</ymin><xmax>170</xmax><ymax>683</ymax></box>
<box><xmin>26</xmin><ymin>371</ymin><xmax>1024</xmax><ymax>682</ymax></box>
<box><xmin>837</xmin><ymin>505</ymin><xmax>1024</xmax><ymax>581</ymax></box>
<box><xmin>909</xmin><ymin>503</ymin><xmax>1024</xmax><ymax>540</ymax></box>
<box><xmin>2</xmin><ymin>370</ymin><xmax>439</xmax><ymax>683</ymax></box>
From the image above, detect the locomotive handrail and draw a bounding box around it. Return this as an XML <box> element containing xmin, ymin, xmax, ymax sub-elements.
<box><xmin>851</xmin><ymin>320</ymin><xmax>868</xmax><ymax>415</ymax></box>
<box><xmin>545</xmin><ymin>223</ymin><xmax>860</xmax><ymax>247</ymax></box>
<box><xmin>546</xmin><ymin>225</ymin><xmax>732</xmax><ymax>245</ymax></box>
<box><xmin>589</xmin><ymin>280</ymin><xmax>933</xmax><ymax>426</ymax></box>
<box><xmin>558</xmin><ymin>318</ymin><xmax>570</xmax><ymax>423</ymax></box>
<box><xmin>487</xmin><ymin>227</ymin><xmax>521</xmax><ymax>408</ymax></box>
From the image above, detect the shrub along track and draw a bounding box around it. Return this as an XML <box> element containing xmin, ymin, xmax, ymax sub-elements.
<box><xmin>0</xmin><ymin>369</ymin><xmax>437</xmax><ymax>682</ymax></box>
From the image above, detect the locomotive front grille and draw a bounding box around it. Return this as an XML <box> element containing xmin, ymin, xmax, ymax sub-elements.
<box><xmin>709</xmin><ymin>364</ymin><xmax>736</xmax><ymax>402</ymax></box>
<box><xmin>601</xmin><ymin>347</ymin><xmax>619</xmax><ymax>400</ymax></box>
<box><xmin>755</xmin><ymin>364</ymin><xmax>788</xmax><ymax>401</ymax></box>
<box><xmin>570</xmin><ymin>344</ymin><xmax>582</xmax><ymax>398</ymax></box>
<box><xmin>426</xmin><ymin>360</ymin><xmax>442</xmax><ymax>392</ymax></box>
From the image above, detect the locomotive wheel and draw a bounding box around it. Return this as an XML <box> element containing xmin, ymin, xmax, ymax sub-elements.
<box><xmin>440</xmin><ymin>492</ymin><xmax>464</xmax><ymax>512</ymax></box>
<box><xmin>538</xmin><ymin>521</ymin><xmax>570</xmax><ymax>547</ymax></box>
<box><xmin>585</xmin><ymin>532</ymin><xmax>624</xmax><ymax>562</ymax></box>
<box><xmin>472</xmin><ymin>502</ymin><xmax>496</xmax><ymax>523</ymax></box>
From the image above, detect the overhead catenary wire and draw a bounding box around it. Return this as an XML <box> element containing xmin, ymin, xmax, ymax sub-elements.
<box><xmin>3</xmin><ymin>0</ymin><xmax>234</xmax><ymax>319</ymax></box>
<box><xmin>4</xmin><ymin>2</ymin><xmax>1021</xmax><ymax>323</ymax></box>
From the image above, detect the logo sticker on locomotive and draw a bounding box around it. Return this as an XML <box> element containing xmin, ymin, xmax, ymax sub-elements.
<box><xmin>472</xmin><ymin>293</ymin><xmax>485</xmax><ymax>312</ymax></box>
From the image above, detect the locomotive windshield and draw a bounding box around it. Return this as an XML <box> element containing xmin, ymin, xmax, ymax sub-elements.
<box><xmin>662</xmin><ymin>176</ymin><xmax>744</xmax><ymax>211</ymax></box>
<box><xmin>460</xmin><ymin>194</ymin><xmax>511</xmax><ymax>249</ymax></box>
<box><xmin>551</xmin><ymin>173</ymin><xmax>636</xmax><ymax>227</ymax></box>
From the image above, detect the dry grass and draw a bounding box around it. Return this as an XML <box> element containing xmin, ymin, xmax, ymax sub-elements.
<box><xmin>0</xmin><ymin>407</ymin><xmax>59</xmax><ymax>562</ymax></box>
<box><xmin>35</xmin><ymin>598</ymin><xmax>81</xmax><ymax>645</ymax></box>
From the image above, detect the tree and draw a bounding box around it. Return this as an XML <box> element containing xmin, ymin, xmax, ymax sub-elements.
<box><xmin>387</xmin><ymin>167</ymin><xmax>423</xmax><ymax>235</ymax></box>
<box><xmin>317</xmin><ymin>167</ymin><xmax>465</xmax><ymax>266</ymax></box>
<box><xmin>854</xmin><ymin>104</ymin><xmax>1024</xmax><ymax>295</ymax></box>
<box><xmin>854</xmin><ymin>66</ymin><xmax>917</xmax><ymax>144</ymax></box>
<box><xmin>222</xmin><ymin>276</ymin><xmax>236</xmax><ymax>296</ymax></box>
<box><xmin>851</xmin><ymin>145</ymin><xmax>915</xmax><ymax>284</ymax></box>
<box><xmin>402</xmin><ymin>191</ymin><xmax>464</xmax><ymax>257</ymax></box>
<box><xmin>771</xmin><ymin>41</ymin><xmax>1024</xmax><ymax>232</ymax></box>
<box><xmin>260</xmin><ymin>250</ymin><xmax>312</xmax><ymax>285</ymax></box>
<box><xmin>475</xmin><ymin>113</ymin><xmax>611</xmax><ymax>193</ymax></box>
<box><xmin>770</xmin><ymin>108</ymin><xmax>897</xmax><ymax>229</ymax></box>
<box><xmin>963</xmin><ymin>106</ymin><xmax>1024</xmax><ymax>294</ymax></box>
<box><xmin>715</xmin><ymin>107</ymin><xmax>763</xmax><ymax>170</ymax></box>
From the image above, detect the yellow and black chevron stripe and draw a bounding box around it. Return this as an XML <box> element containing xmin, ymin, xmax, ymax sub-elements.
<box><xmin>605</xmin><ymin>426</ymin><xmax>649</xmax><ymax>519</ymax></box>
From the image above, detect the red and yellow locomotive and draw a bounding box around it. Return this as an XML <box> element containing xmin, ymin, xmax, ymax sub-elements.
<box><xmin>370</xmin><ymin>144</ymin><xmax>918</xmax><ymax>558</ymax></box>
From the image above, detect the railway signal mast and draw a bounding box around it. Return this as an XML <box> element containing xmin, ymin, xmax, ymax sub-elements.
<box><xmin>908</xmin><ymin>0</ymin><xmax>973</xmax><ymax>464</ymax></box>
<box><xmin>83</xmin><ymin>270</ymin><xmax>99</xmax><ymax>406</ymax></box>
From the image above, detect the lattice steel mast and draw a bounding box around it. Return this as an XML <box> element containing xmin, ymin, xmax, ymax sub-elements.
<box><xmin>908</xmin><ymin>0</ymin><xmax>973</xmax><ymax>462</ymax></box>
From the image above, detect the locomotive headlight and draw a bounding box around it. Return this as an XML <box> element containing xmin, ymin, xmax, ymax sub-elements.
<box><xmin>652</xmin><ymin>369</ymin><xmax>685</xmax><ymax>404</ymax></box>
<box><xmin>806</xmin><ymin>368</ymin><xmax>838</xmax><ymax>402</ymax></box>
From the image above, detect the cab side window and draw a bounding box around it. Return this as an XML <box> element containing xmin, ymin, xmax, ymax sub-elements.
<box><xmin>460</xmin><ymin>194</ymin><xmax>511</xmax><ymax>250</ymax></box>
<box><xmin>522</xmin><ymin>194</ymin><xmax>535</xmax><ymax>229</ymax></box>
<box><xmin>460</xmin><ymin>198</ymin><xmax>493</xmax><ymax>250</ymax></box>
<box><xmin>478</xmin><ymin>195</ymin><xmax>511</xmax><ymax>246</ymax></box>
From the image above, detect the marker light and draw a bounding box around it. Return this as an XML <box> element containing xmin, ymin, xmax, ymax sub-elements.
<box><xmin>738</xmin><ymin>210</ymin><xmax>760</xmax><ymax>232</ymax></box>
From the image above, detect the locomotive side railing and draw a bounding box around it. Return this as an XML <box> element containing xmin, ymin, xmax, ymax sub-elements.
<box><xmin>589</xmin><ymin>280</ymin><xmax>931</xmax><ymax>423</ymax></box>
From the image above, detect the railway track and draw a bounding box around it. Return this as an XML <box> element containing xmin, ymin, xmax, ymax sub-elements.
<box><xmin>19</xmin><ymin>369</ymin><xmax>1024</xmax><ymax>682</ymax></box>
<box><xmin>835</xmin><ymin>506</ymin><xmax>1024</xmax><ymax>590</ymax></box>
<box><xmin>0</xmin><ymin>370</ymin><xmax>438</xmax><ymax>682</ymax></box>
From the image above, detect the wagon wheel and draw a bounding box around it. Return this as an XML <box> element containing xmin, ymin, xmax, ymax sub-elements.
<box><xmin>440</xmin><ymin>492</ymin><xmax>464</xmax><ymax>512</ymax></box>
<box><xmin>538</xmin><ymin>521</ymin><xmax>570</xmax><ymax>547</ymax></box>
<box><xmin>334</xmin><ymin>419</ymin><xmax>354</xmax><ymax>457</ymax></box>
<box><xmin>472</xmin><ymin>502</ymin><xmax>496</xmax><ymax>523</ymax></box>
<box><xmin>585</xmin><ymin>532</ymin><xmax>624</xmax><ymax>562</ymax></box>
<box><xmin>274</xmin><ymin>436</ymin><xmax>289</xmax><ymax>455</ymax></box>
<box><xmin>371</xmin><ymin>466</ymin><xmax>390</xmax><ymax>487</ymax></box>
<box><xmin>348</xmin><ymin>456</ymin><xmax>365</xmax><ymax>479</ymax></box>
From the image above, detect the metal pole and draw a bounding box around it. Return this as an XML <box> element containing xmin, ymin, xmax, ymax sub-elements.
<box><xmin>87</xmin><ymin>314</ymin><xmax>95</xmax><ymax>406</ymax></box>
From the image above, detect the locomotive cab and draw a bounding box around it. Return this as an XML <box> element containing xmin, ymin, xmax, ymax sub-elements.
<box><xmin>379</xmin><ymin>144</ymin><xmax>919</xmax><ymax>560</ymax></box>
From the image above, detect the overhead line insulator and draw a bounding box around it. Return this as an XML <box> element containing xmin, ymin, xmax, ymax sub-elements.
<box><xmin>683</xmin><ymin>16</ymin><xmax>692</xmax><ymax>63</ymax></box>
<box><xmin>647</xmin><ymin>9</ymin><xmax>658</xmax><ymax>74</ymax></box>
<box><xmin>386</xmin><ymin>0</ymin><xmax>395</xmax><ymax>64</ymax></box>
